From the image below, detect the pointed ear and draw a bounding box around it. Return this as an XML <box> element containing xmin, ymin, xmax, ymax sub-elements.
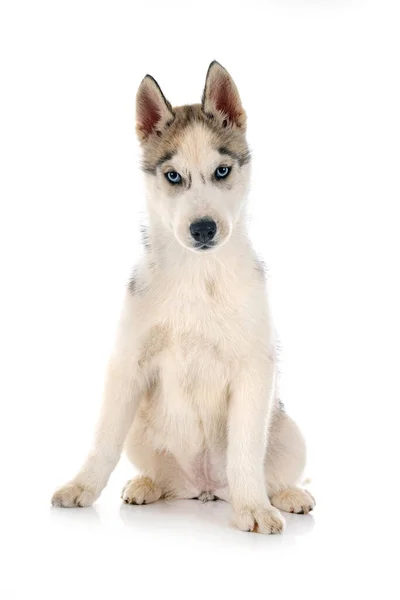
<box><xmin>136</xmin><ymin>75</ymin><xmax>174</xmax><ymax>141</ymax></box>
<box><xmin>201</xmin><ymin>61</ymin><xmax>246</xmax><ymax>129</ymax></box>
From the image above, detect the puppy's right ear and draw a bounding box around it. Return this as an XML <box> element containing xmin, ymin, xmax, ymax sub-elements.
<box><xmin>136</xmin><ymin>75</ymin><xmax>174</xmax><ymax>142</ymax></box>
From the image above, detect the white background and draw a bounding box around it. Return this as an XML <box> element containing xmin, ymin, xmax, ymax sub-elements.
<box><xmin>1</xmin><ymin>1</ymin><xmax>399</xmax><ymax>598</ymax></box>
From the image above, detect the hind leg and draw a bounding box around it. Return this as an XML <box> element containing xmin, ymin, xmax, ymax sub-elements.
<box><xmin>122</xmin><ymin>419</ymin><xmax>201</xmax><ymax>503</ymax></box>
<box><xmin>121</xmin><ymin>453</ymin><xmax>198</xmax><ymax>504</ymax></box>
<box><xmin>265</xmin><ymin>409</ymin><xmax>316</xmax><ymax>514</ymax></box>
<box><xmin>122</xmin><ymin>450</ymin><xmax>199</xmax><ymax>504</ymax></box>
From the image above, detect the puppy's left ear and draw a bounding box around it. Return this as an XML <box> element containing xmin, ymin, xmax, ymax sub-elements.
<box><xmin>201</xmin><ymin>61</ymin><xmax>246</xmax><ymax>129</ymax></box>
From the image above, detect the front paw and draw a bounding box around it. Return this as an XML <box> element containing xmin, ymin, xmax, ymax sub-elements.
<box><xmin>234</xmin><ymin>505</ymin><xmax>285</xmax><ymax>534</ymax></box>
<box><xmin>51</xmin><ymin>481</ymin><xmax>97</xmax><ymax>508</ymax></box>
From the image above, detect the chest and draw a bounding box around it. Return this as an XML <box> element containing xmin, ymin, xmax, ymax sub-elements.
<box><xmin>134</xmin><ymin>256</ymin><xmax>271</xmax><ymax>391</ymax></box>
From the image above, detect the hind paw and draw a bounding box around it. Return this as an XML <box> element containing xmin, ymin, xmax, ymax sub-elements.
<box><xmin>121</xmin><ymin>476</ymin><xmax>162</xmax><ymax>505</ymax></box>
<box><xmin>270</xmin><ymin>487</ymin><xmax>315</xmax><ymax>514</ymax></box>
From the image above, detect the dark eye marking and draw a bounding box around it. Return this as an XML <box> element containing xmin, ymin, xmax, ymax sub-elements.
<box><xmin>157</xmin><ymin>150</ymin><xmax>177</xmax><ymax>168</ymax></box>
<box><xmin>141</xmin><ymin>165</ymin><xmax>157</xmax><ymax>175</ymax></box>
<box><xmin>165</xmin><ymin>171</ymin><xmax>182</xmax><ymax>185</ymax></box>
<box><xmin>218</xmin><ymin>146</ymin><xmax>251</xmax><ymax>167</ymax></box>
<box><xmin>214</xmin><ymin>166</ymin><xmax>231</xmax><ymax>180</ymax></box>
<box><xmin>142</xmin><ymin>150</ymin><xmax>178</xmax><ymax>176</ymax></box>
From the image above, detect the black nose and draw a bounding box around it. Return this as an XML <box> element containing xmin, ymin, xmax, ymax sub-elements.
<box><xmin>189</xmin><ymin>219</ymin><xmax>217</xmax><ymax>244</ymax></box>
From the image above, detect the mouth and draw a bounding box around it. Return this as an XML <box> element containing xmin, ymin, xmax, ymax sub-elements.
<box><xmin>194</xmin><ymin>241</ymin><xmax>217</xmax><ymax>251</ymax></box>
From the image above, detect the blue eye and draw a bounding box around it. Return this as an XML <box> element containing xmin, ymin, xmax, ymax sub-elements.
<box><xmin>215</xmin><ymin>166</ymin><xmax>231</xmax><ymax>180</ymax></box>
<box><xmin>165</xmin><ymin>171</ymin><xmax>182</xmax><ymax>184</ymax></box>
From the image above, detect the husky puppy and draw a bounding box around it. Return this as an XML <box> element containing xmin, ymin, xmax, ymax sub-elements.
<box><xmin>52</xmin><ymin>61</ymin><xmax>315</xmax><ymax>534</ymax></box>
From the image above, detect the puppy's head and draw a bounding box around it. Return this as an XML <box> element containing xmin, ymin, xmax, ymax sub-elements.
<box><xmin>136</xmin><ymin>61</ymin><xmax>250</xmax><ymax>253</ymax></box>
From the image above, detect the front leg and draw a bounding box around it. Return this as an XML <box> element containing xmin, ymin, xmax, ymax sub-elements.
<box><xmin>227</xmin><ymin>361</ymin><xmax>285</xmax><ymax>534</ymax></box>
<box><xmin>52</xmin><ymin>316</ymin><xmax>147</xmax><ymax>507</ymax></box>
